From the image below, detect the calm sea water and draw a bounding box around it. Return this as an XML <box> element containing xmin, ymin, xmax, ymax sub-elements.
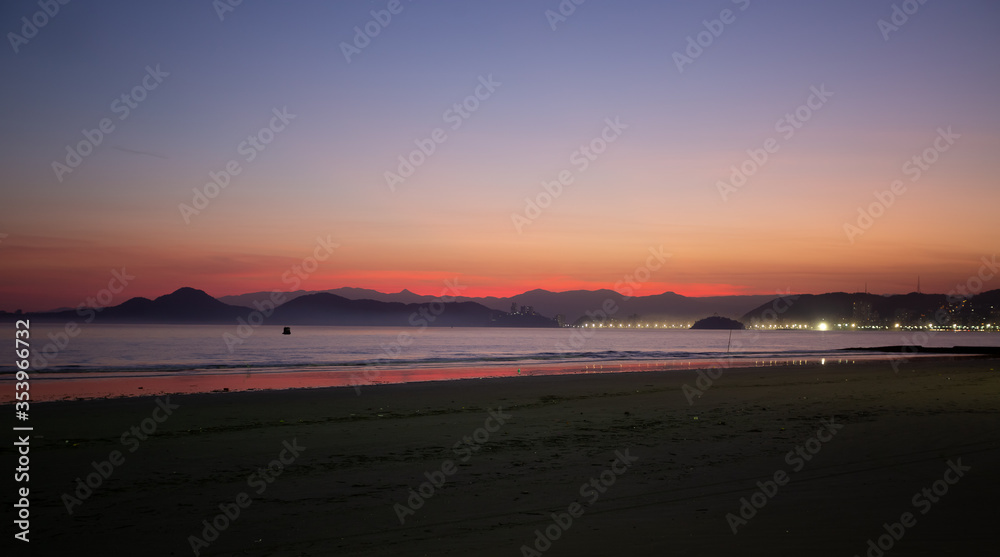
<box><xmin>10</xmin><ymin>324</ymin><xmax>999</xmax><ymax>374</ymax></box>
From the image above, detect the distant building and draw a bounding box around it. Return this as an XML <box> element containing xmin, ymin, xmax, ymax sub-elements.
<box><xmin>893</xmin><ymin>308</ymin><xmax>916</xmax><ymax>327</ymax></box>
<box><xmin>852</xmin><ymin>300</ymin><xmax>876</xmax><ymax>326</ymax></box>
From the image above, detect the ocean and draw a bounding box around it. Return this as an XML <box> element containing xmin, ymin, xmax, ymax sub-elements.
<box><xmin>12</xmin><ymin>323</ymin><xmax>998</xmax><ymax>374</ymax></box>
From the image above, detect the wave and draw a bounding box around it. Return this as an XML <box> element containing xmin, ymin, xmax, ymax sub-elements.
<box><xmin>2</xmin><ymin>347</ymin><xmax>876</xmax><ymax>375</ymax></box>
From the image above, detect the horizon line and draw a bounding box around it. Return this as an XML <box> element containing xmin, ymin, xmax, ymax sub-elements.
<box><xmin>8</xmin><ymin>284</ymin><xmax>987</xmax><ymax>314</ymax></box>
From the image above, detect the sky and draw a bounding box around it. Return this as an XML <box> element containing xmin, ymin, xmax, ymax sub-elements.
<box><xmin>1</xmin><ymin>0</ymin><xmax>999</xmax><ymax>311</ymax></box>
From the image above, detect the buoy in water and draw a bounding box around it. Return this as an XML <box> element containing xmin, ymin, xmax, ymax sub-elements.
<box><xmin>282</xmin><ymin>327</ymin><xmax>291</xmax><ymax>335</ymax></box>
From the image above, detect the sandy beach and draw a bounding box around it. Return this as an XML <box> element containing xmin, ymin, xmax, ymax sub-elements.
<box><xmin>11</xmin><ymin>357</ymin><xmax>1000</xmax><ymax>555</ymax></box>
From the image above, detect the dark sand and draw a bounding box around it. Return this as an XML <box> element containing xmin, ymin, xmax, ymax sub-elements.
<box><xmin>9</xmin><ymin>357</ymin><xmax>1000</xmax><ymax>556</ymax></box>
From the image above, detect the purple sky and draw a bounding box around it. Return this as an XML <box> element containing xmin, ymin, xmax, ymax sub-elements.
<box><xmin>1</xmin><ymin>0</ymin><xmax>999</xmax><ymax>310</ymax></box>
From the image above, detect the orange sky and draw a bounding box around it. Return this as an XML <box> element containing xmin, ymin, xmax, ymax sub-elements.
<box><xmin>2</xmin><ymin>1</ymin><xmax>998</xmax><ymax>311</ymax></box>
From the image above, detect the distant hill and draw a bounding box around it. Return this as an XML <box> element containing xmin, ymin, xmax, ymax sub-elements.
<box><xmin>219</xmin><ymin>287</ymin><xmax>432</xmax><ymax>307</ymax></box>
<box><xmin>220</xmin><ymin>287</ymin><xmax>775</xmax><ymax>323</ymax></box>
<box><xmin>5</xmin><ymin>286</ymin><xmax>994</xmax><ymax>329</ymax></box>
<box><xmin>269</xmin><ymin>292</ymin><xmax>557</xmax><ymax>327</ymax></box>
<box><xmin>691</xmin><ymin>316</ymin><xmax>744</xmax><ymax>330</ymax></box>
<box><xmin>12</xmin><ymin>287</ymin><xmax>248</xmax><ymax>324</ymax></box>
<box><xmin>741</xmin><ymin>290</ymin><xmax>1000</xmax><ymax>328</ymax></box>
<box><xmin>0</xmin><ymin>287</ymin><xmax>559</xmax><ymax>327</ymax></box>
<box><xmin>103</xmin><ymin>287</ymin><xmax>249</xmax><ymax>322</ymax></box>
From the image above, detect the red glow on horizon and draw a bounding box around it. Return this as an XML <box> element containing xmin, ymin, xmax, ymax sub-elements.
<box><xmin>270</xmin><ymin>278</ymin><xmax>773</xmax><ymax>300</ymax></box>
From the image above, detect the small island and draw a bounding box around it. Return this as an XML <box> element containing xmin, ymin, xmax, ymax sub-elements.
<box><xmin>690</xmin><ymin>316</ymin><xmax>745</xmax><ymax>330</ymax></box>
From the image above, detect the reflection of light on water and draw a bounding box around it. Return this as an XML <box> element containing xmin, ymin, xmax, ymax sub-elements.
<box><xmin>821</xmin><ymin>358</ymin><xmax>826</xmax><ymax>365</ymax></box>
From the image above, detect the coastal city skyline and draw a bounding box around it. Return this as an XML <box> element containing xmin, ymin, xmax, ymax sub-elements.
<box><xmin>2</xmin><ymin>0</ymin><xmax>998</xmax><ymax>311</ymax></box>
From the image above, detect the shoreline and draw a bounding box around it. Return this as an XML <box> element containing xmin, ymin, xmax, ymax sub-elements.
<box><xmin>2</xmin><ymin>352</ymin><xmax>985</xmax><ymax>404</ymax></box>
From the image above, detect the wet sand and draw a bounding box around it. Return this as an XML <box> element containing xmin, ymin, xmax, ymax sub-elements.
<box><xmin>5</xmin><ymin>354</ymin><xmax>918</xmax><ymax>403</ymax></box>
<box><xmin>10</xmin><ymin>357</ymin><xmax>1000</xmax><ymax>555</ymax></box>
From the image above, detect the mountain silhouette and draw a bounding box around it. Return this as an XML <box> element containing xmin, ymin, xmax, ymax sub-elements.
<box><xmin>269</xmin><ymin>293</ymin><xmax>557</xmax><ymax>327</ymax></box>
<box><xmin>101</xmin><ymin>287</ymin><xmax>248</xmax><ymax>323</ymax></box>
<box><xmin>6</xmin><ymin>287</ymin><xmax>995</xmax><ymax>329</ymax></box>
<box><xmin>219</xmin><ymin>287</ymin><xmax>775</xmax><ymax>322</ymax></box>
<box><xmin>741</xmin><ymin>290</ymin><xmax>1000</xmax><ymax>328</ymax></box>
<box><xmin>4</xmin><ymin>287</ymin><xmax>559</xmax><ymax>327</ymax></box>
